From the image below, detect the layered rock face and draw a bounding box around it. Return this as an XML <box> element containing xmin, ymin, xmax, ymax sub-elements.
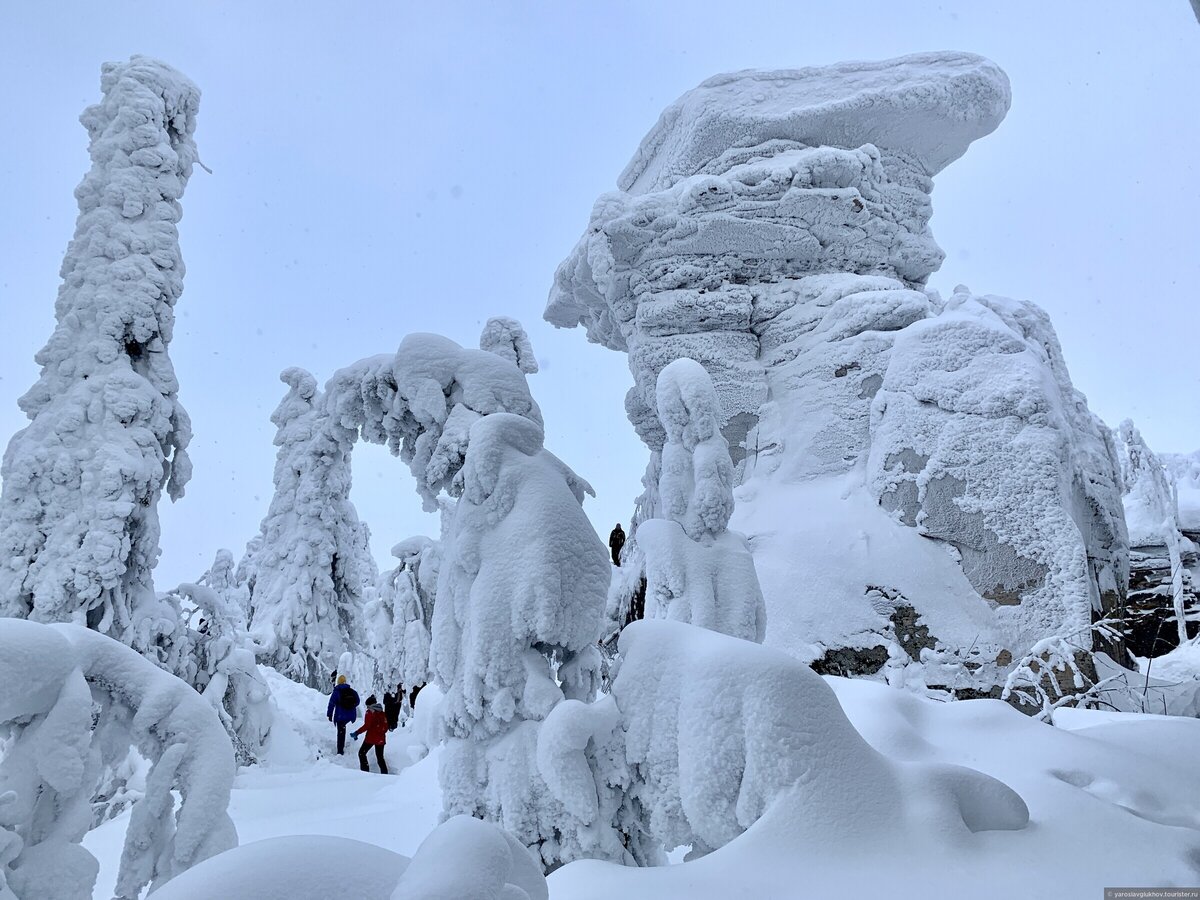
<box><xmin>547</xmin><ymin>52</ymin><xmax>1130</xmax><ymax>667</ymax></box>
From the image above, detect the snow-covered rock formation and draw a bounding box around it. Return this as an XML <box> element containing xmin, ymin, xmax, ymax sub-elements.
<box><xmin>0</xmin><ymin>618</ymin><xmax>236</xmax><ymax>900</ymax></box>
<box><xmin>0</xmin><ymin>57</ymin><xmax>200</xmax><ymax>649</ymax></box>
<box><xmin>244</xmin><ymin>368</ymin><xmax>375</xmax><ymax>690</ymax></box>
<box><xmin>546</xmin><ymin>52</ymin><xmax>1129</xmax><ymax>676</ymax></box>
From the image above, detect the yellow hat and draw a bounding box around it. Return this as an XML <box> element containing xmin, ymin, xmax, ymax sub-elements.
<box><xmin>337</xmin><ymin>675</ymin><xmax>347</xmax><ymax>684</ymax></box>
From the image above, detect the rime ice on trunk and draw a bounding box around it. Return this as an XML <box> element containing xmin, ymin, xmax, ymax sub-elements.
<box><xmin>244</xmin><ymin>368</ymin><xmax>375</xmax><ymax>690</ymax></box>
<box><xmin>0</xmin><ymin>58</ymin><xmax>200</xmax><ymax>650</ymax></box>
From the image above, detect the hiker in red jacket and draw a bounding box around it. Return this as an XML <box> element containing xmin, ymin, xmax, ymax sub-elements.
<box><xmin>352</xmin><ymin>694</ymin><xmax>389</xmax><ymax>774</ymax></box>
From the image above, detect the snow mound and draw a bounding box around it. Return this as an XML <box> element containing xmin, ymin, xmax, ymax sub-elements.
<box><xmin>619</xmin><ymin>51</ymin><xmax>1010</xmax><ymax>193</ymax></box>
<box><xmin>393</xmin><ymin>815</ymin><xmax>548</xmax><ymax>900</ymax></box>
<box><xmin>0</xmin><ymin>57</ymin><xmax>200</xmax><ymax>646</ymax></box>
<box><xmin>153</xmin><ymin>817</ymin><xmax>547</xmax><ymax>900</ymax></box>
<box><xmin>151</xmin><ymin>835</ymin><xmax>409</xmax><ymax>900</ymax></box>
<box><xmin>611</xmin><ymin>619</ymin><xmax>1027</xmax><ymax>854</ymax></box>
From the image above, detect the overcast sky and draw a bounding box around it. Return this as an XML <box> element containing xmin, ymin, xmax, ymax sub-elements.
<box><xmin>2</xmin><ymin>1</ymin><xmax>1197</xmax><ymax>590</ymax></box>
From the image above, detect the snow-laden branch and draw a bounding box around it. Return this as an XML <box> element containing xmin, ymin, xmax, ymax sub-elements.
<box><xmin>0</xmin><ymin>619</ymin><xmax>236</xmax><ymax>900</ymax></box>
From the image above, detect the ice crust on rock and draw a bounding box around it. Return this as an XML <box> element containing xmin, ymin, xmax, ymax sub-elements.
<box><xmin>867</xmin><ymin>289</ymin><xmax>1128</xmax><ymax>646</ymax></box>
<box><xmin>0</xmin><ymin>57</ymin><xmax>200</xmax><ymax>645</ymax></box>
<box><xmin>546</xmin><ymin>53</ymin><xmax>1127</xmax><ymax>663</ymax></box>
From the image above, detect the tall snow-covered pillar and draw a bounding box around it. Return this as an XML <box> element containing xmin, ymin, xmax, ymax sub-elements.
<box><xmin>0</xmin><ymin>57</ymin><xmax>200</xmax><ymax>644</ymax></box>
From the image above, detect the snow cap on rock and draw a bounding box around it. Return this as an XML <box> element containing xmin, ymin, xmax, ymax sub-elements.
<box><xmin>620</xmin><ymin>51</ymin><xmax>1010</xmax><ymax>193</ymax></box>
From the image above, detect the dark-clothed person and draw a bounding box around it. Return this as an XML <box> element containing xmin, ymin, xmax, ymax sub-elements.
<box><xmin>326</xmin><ymin>675</ymin><xmax>359</xmax><ymax>755</ymax></box>
<box><xmin>609</xmin><ymin>523</ymin><xmax>626</xmax><ymax>566</ymax></box>
<box><xmin>383</xmin><ymin>690</ymin><xmax>401</xmax><ymax>731</ymax></box>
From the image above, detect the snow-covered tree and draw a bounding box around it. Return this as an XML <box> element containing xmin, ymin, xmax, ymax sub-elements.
<box><xmin>636</xmin><ymin>359</ymin><xmax>766</xmax><ymax>642</ymax></box>
<box><xmin>368</xmin><ymin>535</ymin><xmax>440</xmax><ymax>696</ymax></box>
<box><xmin>168</xmin><ymin>582</ymin><xmax>273</xmax><ymax>764</ymax></box>
<box><xmin>0</xmin><ymin>58</ymin><xmax>200</xmax><ymax>651</ymax></box>
<box><xmin>245</xmin><ymin>368</ymin><xmax>375</xmax><ymax>689</ymax></box>
<box><xmin>0</xmin><ymin>618</ymin><xmax>237</xmax><ymax>900</ymax></box>
<box><xmin>432</xmin><ymin>413</ymin><xmax>615</xmax><ymax>869</ymax></box>
<box><xmin>1118</xmin><ymin>420</ymin><xmax>1191</xmax><ymax>646</ymax></box>
<box><xmin>479</xmin><ymin>316</ymin><xmax>539</xmax><ymax>374</ymax></box>
<box><xmin>324</xmin><ymin>329</ymin><xmax>615</xmax><ymax>869</ymax></box>
<box><xmin>198</xmin><ymin>549</ymin><xmax>249</xmax><ymax>619</ymax></box>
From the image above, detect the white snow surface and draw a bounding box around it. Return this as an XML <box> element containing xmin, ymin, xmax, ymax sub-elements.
<box><xmin>553</xmin><ymin>651</ymin><xmax>1200</xmax><ymax>899</ymax></box>
<box><xmin>0</xmin><ymin>57</ymin><xmax>200</xmax><ymax>647</ymax></box>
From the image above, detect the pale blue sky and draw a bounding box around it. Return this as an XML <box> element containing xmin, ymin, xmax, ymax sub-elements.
<box><xmin>2</xmin><ymin>1</ymin><xmax>1197</xmax><ymax>589</ymax></box>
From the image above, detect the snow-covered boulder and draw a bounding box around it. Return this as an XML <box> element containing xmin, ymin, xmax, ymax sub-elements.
<box><xmin>0</xmin><ymin>57</ymin><xmax>200</xmax><ymax>648</ymax></box>
<box><xmin>0</xmin><ymin>618</ymin><xmax>236</xmax><ymax>900</ymax></box>
<box><xmin>546</xmin><ymin>53</ymin><xmax>1128</xmax><ymax>672</ymax></box>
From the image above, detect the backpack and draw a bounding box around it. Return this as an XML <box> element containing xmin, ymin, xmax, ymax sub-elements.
<box><xmin>338</xmin><ymin>686</ymin><xmax>359</xmax><ymax>711</ymax></box>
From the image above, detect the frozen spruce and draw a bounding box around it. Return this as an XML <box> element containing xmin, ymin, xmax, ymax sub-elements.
<box><xmin>431</xmin><ymin>413</ymin><xmax>613</xmax><ymax>869</ymax></box>
<box><xmin>368</xmin><ymin>535</ymin><xmax>441</xmax><ymax>697</ymax></box>
<box><xmin>245</xmin><ymin>368</ymin><xmax>375</xmax><ymax>690</ymax></box>
<box><xmin>168</xmin><ymin>581</ymin><xmax>274</xmax><ymax>764</ymax></box>
<box><xmin>323</xmin><ymin>327</ymin><xmax>612</xmax><ymax>868</ymax></box>
<box><xmin>0</xmin><ymin>618</ymin><xmax>236</xmax><ymax>900</ymax></box>
<box><xmin>479</xmin><ymin>316</ymin><xmax>539</xmax><ymax>374</ymax></box>
<box><xmin>637</xmin><ymin>359</ymin><xmax>766</xmax><ymax>642</ymax></box>
<box><xmin>0</xmin><ymin>58</ymin><xmax>200</xmax><ymax>649</ymax></box>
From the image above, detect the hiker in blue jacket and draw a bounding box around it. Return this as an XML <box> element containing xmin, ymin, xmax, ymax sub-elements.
<box><xmin>327</xmin><ymin>674</ymin><xmax>359</xmax><ymax>755</ymax></box>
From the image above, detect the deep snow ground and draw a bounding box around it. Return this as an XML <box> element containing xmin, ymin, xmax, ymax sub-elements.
<box><xmin>83</xmin><ymin>666</ymin><xmax>1200</xmax><ymax>900</ymax></box>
